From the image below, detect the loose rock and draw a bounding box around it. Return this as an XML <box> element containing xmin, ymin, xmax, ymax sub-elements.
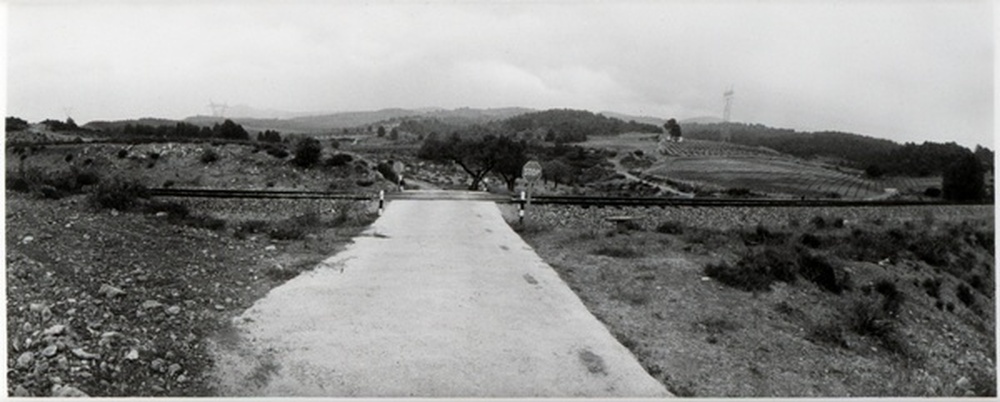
<box><xmin>43</xmin><ymin>324</ymin><xmax>66</xmax><ymax>336</ymax></box>
<box><xmin>125</xmin><ymin>348</ymin><xmax>139</xmax><ymax>360</ymax></box>
<box><xmin>168</xmin><ymin>363</ymin><xmax>182</xmax><ymax>376</ymax></box>
<box><xmin>141</xmin><ymin>300</ymin><xmax>163</xmax><ymax>309</ymax></box>
<box><xmin>13</xmin><ymin>384</ymin><xmax>31</xmax><ymax>397</ymax></box>
<box><xmin>166</xmin><ymin>305</ymin><xmax>181</xmax><ymax>315</ymax></box>
<box><xmin>16</xmin><ymin>351</ymin><xmax>34</xmax><ymax>369</ymax></box>
<box><xmin>97</xmin><ymin>284</ymin><xmax>126</xmax><ymax>298</ymax></box>
<box><xmin>51</xmin><ymin>384</ymin><xmax>89</xmax><ymax>397</ymax></box>
<box><xmin>42</xmin><ymin>344</ymin><xmax>59</xmax><ymax>357</ymax></box>
<box><xmin>72</xmin><ymin>348</ymin><xmax>99</xmax><ymax>360</ymax></box>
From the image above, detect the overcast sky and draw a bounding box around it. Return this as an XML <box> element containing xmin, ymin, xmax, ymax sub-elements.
<box><xmin>5</xmin><ymin>0</ymin><xmax>995</xmax><ymax>148</ymax></box>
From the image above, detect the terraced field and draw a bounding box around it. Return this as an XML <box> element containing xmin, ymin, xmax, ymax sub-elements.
<box><xmin>584</xmin><ymin>134</ymin><xmax>941</xmax><ymax>199</ymax></box>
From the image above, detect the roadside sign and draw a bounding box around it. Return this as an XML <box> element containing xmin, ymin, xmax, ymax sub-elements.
<box><xmin>522</xmin><ymin>160</ymin><xmax>542</xmax><ymax>183</ymax></box>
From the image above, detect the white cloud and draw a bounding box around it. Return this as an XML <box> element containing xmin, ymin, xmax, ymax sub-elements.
<box><xmin>6</xmin><ymin>1</ymin><xmax>993</xmax><ymax>148</ymax></box>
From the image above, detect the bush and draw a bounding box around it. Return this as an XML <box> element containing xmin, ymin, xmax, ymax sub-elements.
<box><xmin>810</xmin><ymin>216</ymin><xmax>827</xmax><ymax>229</ymax></box>
<box><xmin>704</xmin><ymin>248</ymin><xmax>798</xmax><ymax>292</ymax></box>
<box><xmin>89</xmin><ymin>178</ymin><xmax>149</xmax><ymax>211</ymax></box>
<box><xmin>292</xmin><ymin>138</ymin><xmax>323</xmax><ymax>168</ymax></box>
<box><xmin>145</xmin><ymin>200</ymin><xmax>190</xmax><ymax>218</ymax></box>
<box><xmin>117</xmin><ymin>149</ymin><xmax>128</xmax><ymax>159</ymax></box>
<box><xmin>799</xmin><ymin>252</ymin><xmax>850</xmax><ymax>294</ymax></box>
<box><xmin>874</xmin><ymin>279</ymin><xmax>904</xmax><ymax>316</ymax></box>
<box><xmin>922</xmin><ymin>277</ymin><xmax>942</xmax><ymax>299</ymax></box>
<box><xmin>265</xmin><ymin>146</ymin><xmax>289</xmax><ymax>159</ymax></box>
<box><xmin>656</xmin><ymin>220</ymin><xmax>684</xmax><ymax>235</ymax></box>
<box><xmin>956</xmin><ymin>283</ymin><xmax>975</xmax><ymax>307</ymax></box>
<box><xmin>800</xmin><ymin>233</ymin><xmax>822</xmax><ymax>248</ymax></box>
<box><xmin>200</xmin><ymin>148</ymin><xmax>220</xmax><ymax>163</ymax></box>
<box><xmin>326</xmin><ymin>153</ymin><xmax>354</xmax><ymax>167</ymax></box>
<box><xmin>182</xmin><ymin>214</ymin><xmax>227</xmax><ymax>231</ymax></box>
<box><xmin>924</xmin><ymin>187</ymin><xmax>942</xmax><ymax>197</ymax></box>
<box><xmin>592</xmin><ymin>246</ymin><xmax>644</xmax><ymax>258</ymax></box>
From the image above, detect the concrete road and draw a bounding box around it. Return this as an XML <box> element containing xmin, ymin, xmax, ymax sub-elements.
<box><xmin>211</xmin><ymin>197</ymin><xmax>671</xmax><ymax>397</ymax></box>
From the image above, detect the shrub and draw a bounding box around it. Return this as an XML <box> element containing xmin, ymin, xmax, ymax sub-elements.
<box><xmin>924</xmin><ymin>187</ymin><xmax>942</xmax><ymax>197</ymax></box>
<box><xmin>182</xmin><ymin>214</ymin><xmax>226</xmax><ymax>231</ymax></box>
<box><xmin>704</xmin><ymin>248</ymin><xmax>797</xmax><ymax>292</ymax></box>
<box><xmin>200</xmin><ymin>148</ymin><xmax>220</xmax><ymax>164</ymax></box>
<box><xmin>874</xmin><ymin>279</ymin><xmax>904</xmax><ymax>316</ymax></box>
<box><xmin>655</xmin><ymin>220</ymin><xmax>685</xmax><ymax>235</ymax></box>
<box><xmin>89</xmin><ymin>178</ymin><xmax>149</xmax><ymax>211</ymax></box>
<box><xmin>799</xmin><ymin>252</ymin><xmax>850</xmax><ymax>294</ymax></box>
<box><xmin>800</xmin><ymin>233</ymin><xmax>822</xmax><ymax>248</ymax></box>
<box><xmin>117</xmin><ymin>149</ymin><xmax>128</xmax><ymax>158</ymax></box>
<box><xmin>848</xmin><ymin>298</ymin><xmax>911</xmax><ymax>356</ymax></box>
<box><xmin>807</xmin><ymin>322</ymin><xmax>848</xmax><ymax>349</ymax></box>
<box><xmin>810</xmin><ymin>216</ymin><xmax>827</xmax><ymax>229</ymax></box>
<box><xmin>148</xmin><ymin>152</ymin><xmax>160</xmax><ymax>160</ymax></box>
<box><xmin>326</xmin><ymin>153</ymin><xmax>353</xmax><ymax>167</ymax></box>
<box><xmin>145</xmin><ymin>200</ymin><xmax>190</xmax><ymax>218</ymax></box>
<box><xmin>956</xmin><ymin>283</ymin><xmax>975</xmax><ymax>307</ymax></box>
<box><xmin>592</xmin><ymin>246</ymin><xmax>644</xmax><ymax>258</ymax></box>
<box><xmin>742</xmin><ymin>224</ymin><xmax>788</xmax><ymax>246</ymax></box>
<box><xmin>65</xmin><ymin>154</ymin><xmax>74</xmax><ymax>163</ymax></box>
<box><xmin>922</xmin><ymin>277</ymin><xmax>942</xmax><ymax>299</ymax></box>
<box><xmin>292</xmin><ymin>138</ymin><xmax>323</xmax><ymax>168</ymax></box>
<box><xmin>265</xmin><ymin>146</ymin><xmax>289</xmax><ymax>159</ymax></box>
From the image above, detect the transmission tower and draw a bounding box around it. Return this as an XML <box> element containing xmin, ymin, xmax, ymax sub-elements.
<box><xmin>208</xmin><ymin>100</ymin><xmax>229</xmax><ymax>117</ymax></box>
<box><xmin>721</xmin><ymin>86</ymin><xmax>734</xmax><ymax>142</ymax></box>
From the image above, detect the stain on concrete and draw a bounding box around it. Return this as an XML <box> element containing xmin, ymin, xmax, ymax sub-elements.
<box><xmin>578</xmin><ymin>349</ymin><xmax>607</xmax><ymax>375</ymax></box>
<box><xmin>499</xmin><ymin>245</ymin><xmax>509</xmax><ymax>251</ymax></box>
<box><xmin>523</xmin><ymin>273</ymin><xmax>538</xmax><ymax>285</ymax></box>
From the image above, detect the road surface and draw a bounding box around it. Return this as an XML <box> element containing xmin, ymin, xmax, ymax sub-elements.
<box><xmin>210</xmin><ymin>195</ymin><xmax>671</xmax><ymax>397</ymax></box>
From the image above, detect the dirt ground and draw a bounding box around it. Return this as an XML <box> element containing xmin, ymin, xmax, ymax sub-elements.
<box><xmin>503</xmin><ymin>203</ymin><xmax>995</xmax><ymax>397</ymax></box>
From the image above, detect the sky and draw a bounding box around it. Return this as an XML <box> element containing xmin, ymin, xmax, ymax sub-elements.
<box><xmin>4</xmin><ymin>0</ymin><xmax>996</xmax><ymax>149</ymax></box>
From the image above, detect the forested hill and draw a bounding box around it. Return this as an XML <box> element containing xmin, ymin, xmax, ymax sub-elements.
<box><xmin>684</xmin><ymin>122</ymin><xmax>992</xmax><ymax>177</ymax></box>
<box><xmin>503</xmin><ymin>109</ymin><xmax>662</xmax><ymax>142</ymax></box>
<box><xmin>396</xmin><ymin>108</ymin><xmax>663</xmax><ymax>143</ymax></box>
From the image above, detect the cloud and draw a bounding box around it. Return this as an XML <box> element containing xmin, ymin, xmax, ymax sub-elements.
<box><xmin>6</xmin><ymin>1</ymin><xmax>993</xmax><ymax>148</ymax></box>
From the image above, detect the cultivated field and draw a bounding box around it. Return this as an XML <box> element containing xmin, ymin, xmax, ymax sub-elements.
<box><xmin>504</xmin><ymin>203</ymin><xmax>995</xmax><ymax>397</ymax></box>
<box><xmin>583</xmin><ymin>133</ymin><xmax>943</xmax><ymax>199</ymax></box>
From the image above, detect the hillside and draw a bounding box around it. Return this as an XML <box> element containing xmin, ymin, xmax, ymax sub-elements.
<box><xmin>181</xmin><ymin>107</ymin><xmax>533</xmax><ymax>134</ymax></box>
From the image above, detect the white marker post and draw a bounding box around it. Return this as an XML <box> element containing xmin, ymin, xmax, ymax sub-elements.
<box><xmin>378</xmin><ymin>190</ymin><xmax>384</xmax><ymax>216</ymax></box>
<box><xmin>392</xmin><ymin>161</ymin><xmax>405</xmax><ymax>192</ymax></box>
<box><xmin>521</xmin><ymin>160</ymin><xmax>542</xmax><ymax>224</ymax></box>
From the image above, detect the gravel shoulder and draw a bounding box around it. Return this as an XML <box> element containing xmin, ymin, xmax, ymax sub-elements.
<box><xmin>209</xmin><ymin>198</ymin><xmax>671</xmax><ymax>397</ymax></box>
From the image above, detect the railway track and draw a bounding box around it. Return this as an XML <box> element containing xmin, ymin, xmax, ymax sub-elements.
<box><xmin>149</xmin><ymin>188</ymin><xmax>377</xmax><ymax>200</ymax></box>
<box><xmin>148</xmin><ymin>188</ymin><xmax>980</xmax><ymax>208</ymax></box>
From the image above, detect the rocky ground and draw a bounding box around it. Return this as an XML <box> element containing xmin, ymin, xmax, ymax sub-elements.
<box><xmin>6</xmin><ymin>192</ymin><xmax>378</xmax><ymax>397</ymax></box>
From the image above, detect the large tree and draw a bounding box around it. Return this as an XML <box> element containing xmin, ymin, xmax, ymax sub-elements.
<box><xmin>942</xmin><ymin>152</ymin><xmax>987</xmax><ymax>202</ymax></box>
<box><xmin>418</xmin><ymin>131</ymin><xmax>527</xmax><ymax>190</ymax></box>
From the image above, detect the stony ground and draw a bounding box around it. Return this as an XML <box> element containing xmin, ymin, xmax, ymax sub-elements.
<box><xmin>503</xmin><ymin>203</ymin><xmax>996</xmax><ymax>397</ymax></box>
<box><xmin>6</xmin><ymin>192</ymin><xmax>377</xmax><ymax>397</ymax></box>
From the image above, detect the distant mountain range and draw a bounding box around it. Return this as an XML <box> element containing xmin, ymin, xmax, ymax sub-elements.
<box><xmin>179</xmin><ymin>107</ymin><xmax>535</xmax><ymax>133</ymax></box>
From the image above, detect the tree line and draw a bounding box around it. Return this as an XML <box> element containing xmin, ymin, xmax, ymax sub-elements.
<box><xmin>684</xmin><ymin>122</ymin><xmax>993</xmax><ymax>177</ymax></box>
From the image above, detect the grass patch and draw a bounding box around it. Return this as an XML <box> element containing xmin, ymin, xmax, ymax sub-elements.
<box><xmin>592</xmin><ymin>245</ymin><xmax>644</xmax><ymax>258</ymax></box>
<box><xmin>89</xmin><ymin>177</ymin><xmax>149</xmax><ymax>211</ymax></box>
<box><xmin>655</xmin><ymin>220</ymin><xmax>685</xmax><ymax>235</ymax></box>
<box><xmin>704</xmin><ymin>247</ymin><xmax>798</xmax><ymax>292</ymax></box>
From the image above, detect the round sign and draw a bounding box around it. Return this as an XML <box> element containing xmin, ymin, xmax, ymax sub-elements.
<box><xmin>522</xmin><ymin>160</ymin><xmax>542</xmax><ymax>183</ymax></box>
<box><xmin>392</xmin><ymin>161</ymin><xmax>404</xmax><ymax>174</ymax></box>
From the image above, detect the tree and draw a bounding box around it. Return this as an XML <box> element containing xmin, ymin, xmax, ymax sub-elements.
<box><xmin>292</xmin><ymin>137</ymin><xmax>322</xmax><ymax>168</ymax></box>
<box><xmin>377</xmin><ymin>125</ymin><xmax>386</xmax><ymax>137</ymax></box>
<box><xmin>491</xmin><ymin>136</ymin><xmax>529</xmax><ymax>191</ymax></box>
<box><xmin>418</xmin><ymin>131</ymin><xmax>524</xmax><ymax>190</ymax></box>
<box><xmin>864</xmin><ymin>164</ymin><xmax>885</xmax><ymax>179</ymax></box>
<box><xmin>6</xmin><ymin>117</ymin><xmax>29</xmax><ymax>132</ymax></box>
<box><xmin>389</xmin><ymin>127</ymin><xmax>399</xmax><ymax>140</ymax></box>
<box><xmin>942</xmin><ymin>152</ymin><xmax>986</xmax><ymax>202</ymax></box>
<box><xmin>217</xmin><ymin>119</ymin><xmax>249</xmax><ymax>140</ymax></box>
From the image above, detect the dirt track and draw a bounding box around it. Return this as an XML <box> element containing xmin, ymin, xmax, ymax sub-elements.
<box><xmin>210</xmin><ymin>195</ymin><xmax>670</xmax><ymax>397</ymax></box>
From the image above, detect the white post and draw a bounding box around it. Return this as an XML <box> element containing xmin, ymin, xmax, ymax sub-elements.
<box><xmin>378</xmin><ymin>190</ymin><xmax>384</xmax><ymax>216</ymax></box>
<box><xmin>519</xmin><ymin>191</ymin><xmax>526</xmax><ymax>224</ymax></box>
